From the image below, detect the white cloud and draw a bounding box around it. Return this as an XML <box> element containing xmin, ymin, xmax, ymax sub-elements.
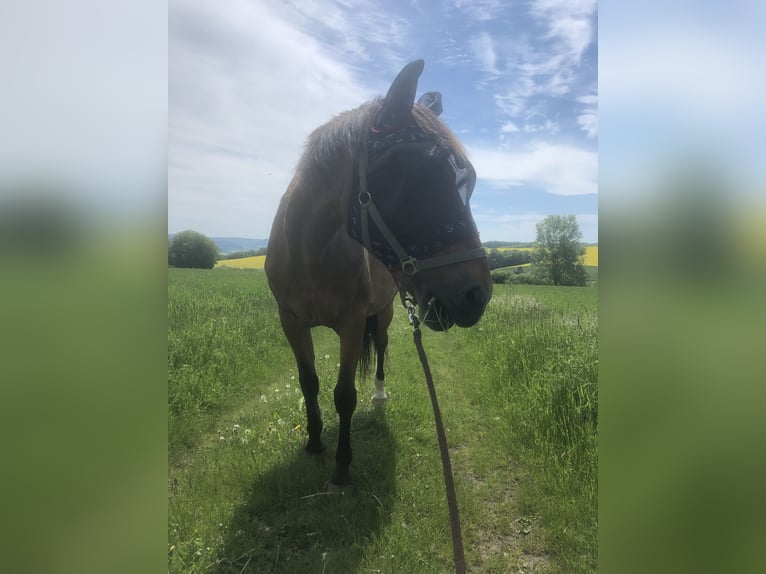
<box><xmin>530</xmin><ymin>0</ymin><xmax>597</xmax><ymax>63</ymax></box>
<box><xmin>500</xmin><ymin>122</ymin><xmax>519</xmax><ymax>133</ymax></box>
<box><xmin>169</xmin><ymin>0</ymin><xmax>404</xmax><ymax>237</ymax></box>
<box><xmin>450</xmin><ymin>0</ymin><xmax>506</xmax><ymax>22</ymax></box>
<box><xmin>523</xmin><ymin>120</ymin><xmax>560</xmax><ymax>135</ymax></box>
<box><xmin>468</xmin><ymin>142</ymin><xmax>597</xmax><ymax>196</ymax></box>
<box><xmin>470</xmin><ymin>32</ymin><xmax>500</xmax><ymax>75</ymax></box>
<box><xmin>577</xmin><ymin>112</ymin><xmax>598</xmax><ymax>139</ymax></box>
<box><xmin>483</xmin><ymin>0</ymin><xmax>596</xmax><ymax>129</ymax></box>
<box><xmin>577</xmin><ymin>93</ymin><xmax>598</xmax><ymax>138</ymax></box>
<box><xmin>273</xmin><ymin>0</ymin><xmax>413</xmax><ymax>74</ymax></box>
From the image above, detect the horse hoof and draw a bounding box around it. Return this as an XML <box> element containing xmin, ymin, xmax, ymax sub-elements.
<box><xmin>305</xmin><ymin>442</ymin><xmax>326</xmax><ymax>457</ymax></box>
<box><xmin>371</xmin><ymin>391</ymin><xmax>388</xmax><ymax>407</ymax></box>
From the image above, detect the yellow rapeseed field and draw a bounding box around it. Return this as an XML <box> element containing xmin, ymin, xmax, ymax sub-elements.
<box><xmin>497</xmin><ymin>245</ymin><xmax>598</xmax><ymax>266</ymax></box>
<box><xmin>583</xmin><ymin>245</ymin><xmax>598</xmax><ymax>266</ymax></box>
<box><xmin>215</xmin><ymin>245</ymin><xmax>598</xmax><ymax>270</ymax></box>
<box><xmin>215</xmin><ymin>255</ymin><xmax>267</xmax><ymax>270</ymax></box>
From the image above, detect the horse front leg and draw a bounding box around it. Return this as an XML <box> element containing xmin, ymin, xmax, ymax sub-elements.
<box><xmin>330</xmin><ymin>317</ymin><xmax>365</xmax><ymax>488</ymax></box>
<box><xmin>278</xmin><ymin>307</ymin><xmax>324</xmax><ymax>454</ymax></box>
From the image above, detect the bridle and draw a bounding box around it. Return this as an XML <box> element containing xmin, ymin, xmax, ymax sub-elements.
<box><xmin>356</xmin><ymin>151</ymin><xmax>487</xmax><ymax>276</ymax></box>
<box><xmin>350</xmin><ymin>115</ymin><xmax>487</xmax><ymax>306</ymax></box>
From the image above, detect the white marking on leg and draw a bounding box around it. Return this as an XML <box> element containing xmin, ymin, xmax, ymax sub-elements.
<box><xmin>371</xmin><ymin>377</ymin><xmax>387</xmax><ymax>406</ymax></box>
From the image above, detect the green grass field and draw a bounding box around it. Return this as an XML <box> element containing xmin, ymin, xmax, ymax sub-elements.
<box><xmin>168</xmin><ymin>268</ymin><xmax>597</xmax><ymax>573</ymax></box>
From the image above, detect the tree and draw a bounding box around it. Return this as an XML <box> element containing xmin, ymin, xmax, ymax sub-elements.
<box><xmin>168</xmin><ymin>230</ymin><xmax>219</xmax><ymax>269</ymax></box>
<box><xmin>532</xmin><ymin>215</ymin><xmax>588</xmax><ymax>286</ymax></box>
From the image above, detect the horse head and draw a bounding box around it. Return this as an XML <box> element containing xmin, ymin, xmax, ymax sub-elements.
<box><xmin>347</xmin><ymin>60</ymin><xmax>492</xmax><ymax>330</ymax></box>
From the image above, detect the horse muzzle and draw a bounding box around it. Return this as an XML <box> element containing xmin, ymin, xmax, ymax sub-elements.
<box><xmin>419</xmin><ymin>281</ymin><xmax>490</xmax><ymax>331</ymax></box>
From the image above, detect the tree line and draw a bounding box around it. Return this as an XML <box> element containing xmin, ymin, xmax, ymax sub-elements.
<box><xmin>169</xmin><ymin>215</ymin><xmax>590</xmax><ymax>286</ymax></box>
<box><xmin>168</xmin><ymin>231</ymin><xmax>269</xmax><ymax>269</ymax></box>
<box><xmin>486</xmin><ymin>248</ymin><xmax>531</xmax><ymax>270</ymax></box>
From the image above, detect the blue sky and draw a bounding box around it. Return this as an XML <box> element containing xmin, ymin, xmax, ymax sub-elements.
<box><xmin>169</xmin><ymin>0</ymin><xmax>598</xmax><ymax>243</ymax></box>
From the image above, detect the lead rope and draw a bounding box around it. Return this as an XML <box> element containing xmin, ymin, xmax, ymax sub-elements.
<box><xmin>404</xmin><ymin>297</ymin><xmax>467</xmax><ymax>574</ymax></box>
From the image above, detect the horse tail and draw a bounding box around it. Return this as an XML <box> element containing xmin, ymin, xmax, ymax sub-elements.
<box><xmin>358</xmin><ymin>314</ymin><xmax>377</xmax><ymax>378</ymax></box>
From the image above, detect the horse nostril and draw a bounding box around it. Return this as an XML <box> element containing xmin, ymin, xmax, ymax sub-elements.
<box><xmin>463</xmin><ymin>284</ymin><xmax>486</xmax><ymax>308</ymax></box>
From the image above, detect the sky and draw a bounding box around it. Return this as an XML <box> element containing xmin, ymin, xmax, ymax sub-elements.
<box><xmin>169</xmin><ymin>0</ymin><xmax>598</xmax><ymax>243</ymax></box>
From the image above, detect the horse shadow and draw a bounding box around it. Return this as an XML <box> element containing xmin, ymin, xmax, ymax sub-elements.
<box><xmin>213</xmin><ymin>407</ymin><xmax>397</xmax><ymax>573</ymax></box>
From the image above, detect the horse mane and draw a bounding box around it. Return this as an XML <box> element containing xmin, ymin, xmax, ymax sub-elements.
<box><xmin>297</xmin><ymin>98</ymin><xmax>469</xmax><ymax>178</ymax></box>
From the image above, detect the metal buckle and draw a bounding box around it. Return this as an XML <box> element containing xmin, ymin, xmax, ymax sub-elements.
<box><xmin>358</xmin><ymin>191</ymin><xmax>371</xmax><ymax>206</ymax></box>
<box><xmin>401</xmin><ymin>257</ymin><xmax>418</xmax><ymax>276</ymax></box>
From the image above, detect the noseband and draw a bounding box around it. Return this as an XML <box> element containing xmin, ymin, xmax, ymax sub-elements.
<box><xmin>348</xmin><ymin>117</ymin><xmax>487</xmax><ymax>281</ymax></box>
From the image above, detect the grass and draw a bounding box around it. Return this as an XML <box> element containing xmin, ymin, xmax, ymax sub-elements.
<box><xmin>168</xmin><ymin>268</ymin><xmax>597</xmax><ymax>573</ymax></box>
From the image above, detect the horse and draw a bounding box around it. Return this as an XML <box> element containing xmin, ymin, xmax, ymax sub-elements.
<box><xmin>265</xmin><ymin>60</ymin><xmax>491</xmax><ymax>488</ymax></box>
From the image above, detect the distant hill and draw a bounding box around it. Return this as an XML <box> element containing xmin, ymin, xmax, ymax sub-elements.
<box><xmin>168</xmin><ymin>235</ymin><xmax>268</xmax><ymax>254</ymax></box>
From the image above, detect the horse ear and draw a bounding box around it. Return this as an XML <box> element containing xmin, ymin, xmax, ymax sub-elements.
<box><xmin>376</xmin><ymin>59</ymin><xmax>425</xmax><ymax>129</ymax></box>
<box><xmin>417</xmin><ymin>91</ymin><xmax>443</xmax><ymax>116</ymax></box>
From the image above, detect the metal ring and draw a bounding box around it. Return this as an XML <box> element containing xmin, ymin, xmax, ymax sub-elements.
<box><xmin>401</xmin><ymin>258</ymin><xmax>418</xmax><ymax>275</ymax></box>
<box><xmin>358</xmin><ymin>191</ymin><xmax>371</xmax><ymax>206</ymax></box>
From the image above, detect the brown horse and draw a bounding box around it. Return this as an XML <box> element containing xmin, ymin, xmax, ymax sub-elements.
<box><xmin>265</xmin><ymin>60</ymin><xmax>491</xmax><ymax>488</ymax></box>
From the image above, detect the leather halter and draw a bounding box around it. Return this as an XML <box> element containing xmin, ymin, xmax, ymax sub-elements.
<box><xmin>356</xmin><ymin>148</ymin><xmax>487</xmax><ymax>276</ymax></box>
<box><xmin>349</xmin><ymin>113</ymin><xmax>487</xmax><ymax>278</ymax></box>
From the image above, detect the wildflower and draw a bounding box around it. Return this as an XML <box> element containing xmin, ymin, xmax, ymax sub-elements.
<box><xmin>219</xmin><ymin>436</ymin><xmax>225</xmax><ymax>441</ymax></box>
<box><xmin>233</xmin><ymin>424</ymin><xmax>240</xmax><ymax>431</ymax></box>
<box><xmin>260</xmin><ymin>394</ymin><xmax>267</xmax><ymax>403</ymax></box>
<box><xmin>244</xmin><ymin>428</ymin><xmax>251</xmax><ymax>435</ymax></box>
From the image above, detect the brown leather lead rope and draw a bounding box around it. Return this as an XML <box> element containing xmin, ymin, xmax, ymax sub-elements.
<box><xmin>406</xmin><ymin>299</ymin><xmax>467</xmax><ymax>574</ymax></box>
